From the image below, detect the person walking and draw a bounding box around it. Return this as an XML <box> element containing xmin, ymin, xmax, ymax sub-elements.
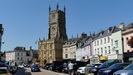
<box><xmin>68</xmin><ymin>61</ymin><xmax>74</xmax><ymax>75</ymax></box>
<box><xmin>73</xmin><ymin>62</ymin><xmax>78</xmax><ymax>75</ymax></box>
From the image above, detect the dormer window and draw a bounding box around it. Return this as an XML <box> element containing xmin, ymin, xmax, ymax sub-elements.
<box><xmin>100</xmin><ymin>31</ymin><xmax>104</xmax><ymax>36</ymax></box>
<box><xmin>108</xmin><ymin>27</ymin><xmax>112</xmax><ymax>33</ymax></box>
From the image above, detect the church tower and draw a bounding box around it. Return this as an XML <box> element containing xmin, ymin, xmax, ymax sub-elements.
<box><xmin>38</xmin><ymin>3</ymin><xmax>68</xmax><ymax>67</ymax></box>
<box><xmin>48</xmin><ymin>3</ymin><xmax>68</xmax><ymax>40</ymax></box>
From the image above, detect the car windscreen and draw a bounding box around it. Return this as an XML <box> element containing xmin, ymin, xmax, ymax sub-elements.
<box><xmin>124</xmin><ymin>64</ymin><xmax>133</xmax><ymax>70</ymax></box>
<box><xmin>32</xmin><ymin>65</ymin><xmax>39</xmax><ymax>67</ymax></box>
<box><xmin>0</xmin><ymin>63</ymin><xmax>6</xmax><ymax>67</ymax></box>
<box><xmin>0</xmin><ymin>69</ymin><xmax>8</xmax><ymax>74</ymax></box>
<box><xmin>90</xmin><ymin>64</ymin><xmax>101</xmax><ymax>67</ymax></box>
<box><xmin>46</xmin><ymin>63</ymin><xmax>52</xmax><ymax>65</ymax></box>
<box><xmin>108</xmin><ymin>64</ymin><xmax>122</xmax><ymax>69</ymax></box>
<box><xmin>99</xmin><ymin>63</ymin><xmax>111</xmax><ymax>68</ymax></box>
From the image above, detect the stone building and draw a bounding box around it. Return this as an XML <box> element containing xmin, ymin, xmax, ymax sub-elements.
<box><xmin>38</xmin><ymin>3</ymin><xmax>68</xmax><ymax>67</ymax></box>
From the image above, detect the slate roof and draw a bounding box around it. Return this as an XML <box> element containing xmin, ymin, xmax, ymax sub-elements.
<box><xmin>93</xmin><ymin>26</ymin><xmax>120</xmax><ymax>40</ymax></box>
<box><xmin>125</xmin><ymin>22</ymin><xmax>133</xmax><ymax>30</ymax></box>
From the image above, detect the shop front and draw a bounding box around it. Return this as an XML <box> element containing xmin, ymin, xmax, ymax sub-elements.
<box><xmin>89</xmin><ymin>55</ymin><xmax>100</xmax><ymax>64</ymax></box>
<box><xmin>107</xmin><ymin>54</ymin><xmax>123</xmax><ymax>63</ymax></box>
<box><xmin>124</xmin><ymin>52</ymin><xmax>133</xmax><ymax>63</ymax></box>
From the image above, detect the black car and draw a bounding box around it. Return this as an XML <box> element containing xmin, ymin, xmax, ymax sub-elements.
<box><xmin>43</xmin><ymin>63</ymin><xmax>52</xmax><ymax>70</ymax></box>
<box><xmin>51</xmin><ymin>61</ymin><xmax>64</xmax><ymax>71</ymax></box>
<box><xmin>31</xmin><ymin>64</ymin><xmax>41</xmax><ymax>72</ymax></box>
<box><xmin>97</xmin><ymin>63</ymin><xmax>129</xmax><ymax>75</ymax></box>
<box><xmin>8</xmin><ymin>65</ymin><xmax>18</xmax><ymax>74</ymax></box>
<box><xmin>89</xmin><ymin>62</ymin><xmax>114</xmax><ymax>75</ymax></box>
<box><xmin>56</xmin><ymin>63</ymin><xmax>68</xmax><ymax>73</ymax></box>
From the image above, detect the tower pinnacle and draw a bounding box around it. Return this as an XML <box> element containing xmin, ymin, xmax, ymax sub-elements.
<box><xmin>49</xmin><ymin>5</ymin><xmax>51</xmax><ymax>12</ymax></box>
<box><xmin>64</xmin><ymin>5</ymin><xmax>66</xmax><ymax>13</ymax></box>
<box><xmin>56</xmin><ymin>1</ymin><xmax>59</xmax><ymax>10</ymax></box>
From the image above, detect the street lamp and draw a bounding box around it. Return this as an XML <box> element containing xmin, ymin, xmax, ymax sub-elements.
<box><xmin>0</xmin><ymin>42</ymin><xmax>4</xmax><ymax>62</ymax></box>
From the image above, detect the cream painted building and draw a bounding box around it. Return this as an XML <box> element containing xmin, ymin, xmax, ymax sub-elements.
<box><xmin>63</xmin><ymin>38</ymin><xmax>77</xmax><ymax>60</ymax></box>
<box><xmin>6</xmin><ymin>47</ymin><xmax>32</xmax><ymax>65</ymax></box>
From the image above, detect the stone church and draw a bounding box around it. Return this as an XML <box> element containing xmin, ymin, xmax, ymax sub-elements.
<box><xmin>38</xmin><ymin>3</ymin><xmax>68</xmax><ymax>67</ymax></box>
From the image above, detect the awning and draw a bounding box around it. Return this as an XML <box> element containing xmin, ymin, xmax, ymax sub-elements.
<box><xmin>4</xmin><ymin>61</ymin><xmax>9</xmax><ymax>64</ymax></box>
<box><xmin>105</xmin><ymin>59</ymin><xmax>117</xmax><ymax>63</ymax></box>
<box><xmin>100</xmin><ymin>56</ymin><xmax>108</xmax><ymax>60</ymax></box>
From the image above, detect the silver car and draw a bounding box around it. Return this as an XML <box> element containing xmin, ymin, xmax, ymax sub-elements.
<box><xmin>113</xmin><ymin>64</ymin><xmax>133</xmax><ymax>75</ymax></box>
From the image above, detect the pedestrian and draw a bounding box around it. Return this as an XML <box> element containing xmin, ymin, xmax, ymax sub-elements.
<box><xmin>73</xmin><ymin>62</ymin><xmax>78</xmax><ymax>75</ymax></box>
<box><xmin>85</xmin><ymin>64</ymin><xmax>90</xmax><ymax>75</ymax></box>
<box><xmin>68</xmin><ymin>61</ymin><xmax>74</xmax><ymax>75</ymax></box>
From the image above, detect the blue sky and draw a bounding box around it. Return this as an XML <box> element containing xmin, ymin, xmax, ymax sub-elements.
<box><xmin>0</xmin><ymin>0</ymin><xmax>133</xmax><ymax>51</ymax></box>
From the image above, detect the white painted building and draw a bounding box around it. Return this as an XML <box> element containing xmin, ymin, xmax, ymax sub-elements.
<box><xmin>6</xmin><ymin>47</ymin><xmax>32</xmax><ymax>65</ymax></box>
<box><xmin>109</xmin><ymin>30</ymin><xmax>123</xmax><ymax>62</ymax></box>
<box><xmin>92</xmin><ymin>26</ymin><xmax>120</xmax><ymax>63</ymax></box>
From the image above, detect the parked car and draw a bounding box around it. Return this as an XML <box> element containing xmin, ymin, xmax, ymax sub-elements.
<box><xmin>8</xmin><ymin>65</ymin><xmax>18</xmax><ymax>75</ymax></box>
<box><xmin>73</xmin><ymin>61</ymin><xmax>88</xmax><ymax>75</ymax></box>
<box><xmin>0</xmin><ymin>63</ymin><xmax>7</xmax><ymax>67</ymax></box>
<box><xmin>51</xmin><ymin>61</ymin><xmax>64</xmax><ymax>71</ymax></box>
<box><xmin>89</xmin><ymin>62</ymin><xmax>114</xmax><ymax>75</ymax></box>
<box><xmin>113</xmin><ymin>64</ymin><xmax>133</xmax><ymax>75</ymax></box>
<box><xmin>43</xmin><ymin>63</ymin><xmax>52</xmax><ymax>70</ymax></box>
<box><xmin>62</xmin><ymin>65</ymin><xmax>68</xmax><ymax>73</ymax></box>
<box><xmin>97</xmin><ymin>63</ymin><xmax>129</xmax><ymax>75</ymax></box>
<box><xmin>85</xmin><ymin>63</ymin><xmax>102</xmax><ymax>75</ymax></box>
<box><xmin>0</xmin><ymin>63</ymin><xmax>12</xmax><ymax>75</ymax></box>
<box><xmin>18</xmin><ymin>64</ymin><xmax>24</xmax><ymax>69</ymax></box>
<box><xmin>77</xmin><ymin>66</ymin><xmax>86</xmax><ymax>75</ymax></box>
<box><xmin>31</xmin><ymin>64</ymin><xmax>41</xmax><ymax>72</ymax></box>
<box><xmin>56</xmin><ymin>63</ymin><xmax>68</xmax><ymax>72</ymax></box>
<box><xmin>0</xmin><ymin>68</ymin><xmax>12</xmax><ymax>75</ymax></box>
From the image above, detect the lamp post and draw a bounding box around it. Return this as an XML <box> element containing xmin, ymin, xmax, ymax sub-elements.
<box><xmin>0</xmin><ymin>42</ymin><xmax>4</xmax><ymax>62</ymax></box>
<box><xmin>0</xmin><ymin>24</ymin><xmax>4</xmax><ymax>62</ymax></box>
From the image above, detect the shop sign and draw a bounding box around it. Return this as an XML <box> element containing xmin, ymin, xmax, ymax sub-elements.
<box><xmin>129</xmin><ymin>57</ymin><xmax>133</xmax><ymax>61</ymax></box>
<box><xmin>108</xmin><ymin>55</ymin><xmax>117</xmax><ymax>59</ymax></box>
<box><xmin>100</xmin><ymin>56</ymin><xmax>108</xmax><ymax>60</ymax></box>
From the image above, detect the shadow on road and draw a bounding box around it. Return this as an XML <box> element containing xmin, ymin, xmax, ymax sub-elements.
<box><xmin>15</xmin><ymin>68</ymin><xmax>31</xmax><ymax>75</ymax></box>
